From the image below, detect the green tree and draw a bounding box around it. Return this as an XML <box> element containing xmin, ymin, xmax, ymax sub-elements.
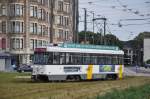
<box><xmin>133</xmin><ymin>31</ymin><xmax>150</xmax><ymax>48</ymax></box>
<box><xmin>78</xmin><ymin>31</ymin><xmax>123</xmax><ymax>49</ymax></box>
<box><xmin>78</xmin><ymin>31</ymin><xmax>102</xmax><ymax>44</ymax></box>
<box><xmin>146</xmin><ymin>59</ymin><xmax>150</xmax><ymax>64</ymax></box>
<box><xmin>105</xmin><ymin>34</ymin><xmax>123</xmax><ymax>49</ymax></box>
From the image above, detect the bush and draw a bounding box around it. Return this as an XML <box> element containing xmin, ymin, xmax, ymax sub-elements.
<box><xmin>146</xmin><ymin>59</ymin><xmax>150</xmax><ymax>64</ymax></box>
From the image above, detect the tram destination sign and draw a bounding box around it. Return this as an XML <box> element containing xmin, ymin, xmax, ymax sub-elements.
<box><xmin>60</xmin><ymin>43</ymin><xmax>119</xmax><ymax>50</ymax></box>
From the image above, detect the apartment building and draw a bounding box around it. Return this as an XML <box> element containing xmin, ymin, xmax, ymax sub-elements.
<box><xmin>144</xmin><ymin>38</ymin><xmax>150</xmax><ymax>62</ymax></box>
<box><xmin>0</xmin><ymin>0</ymin><xmax>78</xmax><ymax>68</ymax></box>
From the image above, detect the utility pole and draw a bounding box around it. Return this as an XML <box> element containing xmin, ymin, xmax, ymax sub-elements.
<box><xmin>50</xmin><ymin>0</ymin><xmax>54</xmax><ymax>43</ymax></box>
<box><xmin>83</xmin><ymin>8</ymin><xmax>87</xmax><ymax>43</ymax></box>
<box><xmin>103</xmin><ymin>18</ymin><xmax>107</xmax><ymax>45</ymax></box>
<box><xmin>72</xmin><ymin>0</ymin><xmax>79</xmax><ymax>43</ymax></box>
<box><xmin>93</xmin><ymin>17</ymin><xmax>107</xmax><ymax>45</ymax></box>
<box><xmin>91</xmin><ymin>12</ymin><xmax>95</xmax><ymax>33</ymax></box>
<box><xmin>76</xmin><ymin>0</ymin><xmax>79</xmax><ymax>43</ymax></box>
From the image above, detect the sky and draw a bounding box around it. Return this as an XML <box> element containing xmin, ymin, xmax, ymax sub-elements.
<box><xmin>79</xmin><ymin>0</ymin><xmax>150</xmax><ymax>41</ymax></box>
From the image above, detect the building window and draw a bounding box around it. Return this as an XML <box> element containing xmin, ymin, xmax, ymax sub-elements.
<box><xmin>58</xmin><ymin>29</ymin><xmax>63</xmax><ymax>39</ymax></box>
<box><xmin>64</xmin><ymin>4</ymin><xmax>69</xmax><ymax>13</ymax></box>
<box><xmin>9</xmin><ymin>4</ymin><xmax>23</xmax><ymax>17</ymax></box>
<box><xmin>2</xmin><ymin>21</ymin><xmax>6</xmax><ymax>33</ymax></box>
<box><xmin>10</xmin><ymin>4</ymin><xmax>15</xmax><ymax>16</ymax></box>
<box><xmin>16</xmin><ymin>4</ymin><xmax>24</xmax><ymax>16</ymax></box>
<box><xmin>30</xmin><ymin>6</ymin><xmax>37</xmax><ymax>17</ymax></box>
<box><xmin>30</xmin><ymin>0</ymin><xmax>38</xmax><ymax>3</ymax></box>
<box><xmin>64</xmin><ymin>17</ymin><xmax>69</xmax><ymax>26</ymax></box>
<box><xmin>38</xmin><ymin>0</ymin><xmax>48</xmax><ymax>6</ymax></box>
<box><xmin>11</xmin><ymin>38</ymin><xmax>24</xmax><ymax>49</ymax></box>
<box><xmin>38</xmin><ymin>25</ymin><xmax>48</xmax><ymax>36</ymax></box>
<box><xmin>46</xmin><ymin>12</ymin><xmax>49</xmax><ymax>22</ymax></box>
<box><xmin>30</xmin><ymin>39</ymin><xmax>48</xmax><ymax>50</ymax></box>
<box><xmin>30</xmin><ymin>39</ymin><xmax>34</xmax><ymax>50</ymax></box>
<box><xmin>58</xmin><ymin>15</ymin><xmax>63</xmax><ymax>25</ymax></box>
<box><xmin>38</xmin><ymin>8</ymin><xmax>49</xmax><ymax>22</ymax></box>
<box><xmin>11</xmin><ymin>21</ymin><xmax>24</xmax><ymax>33</ymax></box>
<box><xmin>65</xmin><ymin>31</ymin><xmax>69</xmax><ymax>40</ymax></box>
<box><xmin>43</xmin><ymin>26</ymin><xmax>48</xmax><ymax>36</ymax></box>
<box><xmin>42</xmin><ymin>10</ymin><xmax>46</xmax><ymax>20</ymax></box>
<box><xmin>38</xmin><ymin>8</ymin><xmax>42</xmax><ymax>19</ymax></box>
<box><xmin>38</xmin><ymin>0</ymin><xmax>43</xmax><ymax>4</ymax></box>
<box><xmin>45</xmin><ymin>0</ymin><xmax>48</xmax><ymax>7</ymax></box>
<box><xmin>37</xmin><ymin>40</ymin><xmax>42</xmax><ymax>47</ymax></box>
<box><xmin>20</xmin><ymin>39</ymin><xmax>23</xmax><ymax>49</ymax></box>
<box><xmin>58</xmin><ymin>16</ymin><xmax>69</xmax><ymax>26</ymax></box>
<box><xmin>38</xmin><ymin>8</ymin><xmax>46</xmax><ymax>20</ymax></box>
<box><xmin>58</xmin><ymin>1</ymin><xmax>63</xmax><ymax>11</ymax></box>
<box><xmin>34</xmin><ymin>40</ymin><xmax>38</xmax><ymax>48</ymax></box>
<box><xmin>30</xmin><ymin>23</ymin><xmax>37</xmax><ymax>34</ymax></box>
<box><xmin>16</xmin><ymin>38</ymin><xmax>20</xmax><ymax>49</ymax></box>
<box><xmin>0</xmin><ymin>21</ymin><xmax>1</xmax><ymax>33</ymax></box>
<box><xmin>1</xmin><ymin>5</ymin><xmax>7</xmax><ymax>16</ymax></box>
<box><xmin>2</xmin><ymin>38</ymin><xmax>6</xmax><ymax>49</ymax></box>
<box><xmin>66</xmin><ymin>17</ymin><xmax>69</xmax><ymax>26</ymax></box>
<box><xmin>12</xmin><ymin>39</ymin><xmax>15</xmax><ymax>49</ymax></box>
<box><xmin>42</xmin><ymin>41</ymin><xmax>47</xmax><ymax>46</ymax></box>
<box><xmin>0</xmin><ymin>39</ymin><xmax>1</xmax><ymax>49</ymax></box>
<box><xmin>38</xmin><ymin>25</ymin><xmax>42</xmax><ymax>35</ymax></box>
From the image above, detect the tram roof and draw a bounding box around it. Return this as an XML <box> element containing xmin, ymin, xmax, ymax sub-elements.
<box><xmin>35</xmin><ymin>43</ymin><xmax>124</xmax><ymax>55</ymax></box>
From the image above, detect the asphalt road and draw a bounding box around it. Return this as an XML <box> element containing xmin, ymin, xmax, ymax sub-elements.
<box><xmin>124</xmin><ymin>67</ymin><xmax>150</xmax><ymax>77</ymax></box>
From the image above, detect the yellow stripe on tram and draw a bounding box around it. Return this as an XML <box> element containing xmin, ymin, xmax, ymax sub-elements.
<box><xmin>118</xmin><ymin>65</ymin><xmax>123</xmax><ymax>80</ymax></box>
<box><xmin>87</xmin><ymin>65</ymin><xmax>93</xmax><ymax>80</ymax></box>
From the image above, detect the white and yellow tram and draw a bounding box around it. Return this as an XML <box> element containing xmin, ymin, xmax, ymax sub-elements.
<box><xmin>31</xmin><ymin>43</ymin><xmax>124</xmax><ymax>81</ymax></box>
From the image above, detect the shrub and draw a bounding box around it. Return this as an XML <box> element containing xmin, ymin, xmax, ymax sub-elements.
<box><xmin>146</xmin><ymin>59</ymin><xmax>150</xmax><ymax>64</ymax></box>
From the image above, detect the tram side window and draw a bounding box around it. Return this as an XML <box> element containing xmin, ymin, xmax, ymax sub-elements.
<box><xmin>118</xmin><ymin>56</ymin><xmax>123</xmax><ymax>65</ymax></box>
<box><xmin>43</xmin><ymin>53</ymin><xmax>49</xmax><ymax>64</ymax></box>
<box><xmin>105</xmin><ymin>56</ymin><xmax>112</xmax><ymax>65</ymax></box>
<box><xmin>112</xmin><ymin>56</ymin><xmax>116</xmax><ymax>65</ymax></box>
<box><xmin>116</xmin><ymin>56</ymin><xmax>120</xmax><ymax>65</ymax></box>
<box><xmin>83</xmin><ymin>54</ymin><xmax>91</xmax><ymax>65</ymax></box>
<box><xmin>121</xmin><ymin>56</ymin><xmax>124</xmax><ymax>64</ymax></box>
<box><xmin>34</xmin><ymin>52</ymin><xmax>49</xmax><ymax>65</ymax></box>
<box><xmin>48</xmin><ymin>52</ymin><xmax>53</xmax><ymax>64</ymax></box>
<box><xmin>90</xmin><ymin>54</ymin><xmax>97</xmax><ymax>65</ymax></box>
<box><xmin>112</xmin><ymin>55</ymin><xmax>119</xmax><ymax>65</ymax></box>
<box><xmin>66</xmin><ymin>53</ymin><xmax>70</xmax><ymax>64</ymax></box>
<box><xmin>97</xmin><ymin>55</ymin><xmax>105</xmax><ymax>65</ymax></box>
<box><xmin>60</xmin><ymin>53</ymin><xmax>66</xmax><ymax>64</ymax></box>
<box><xmin>77</xmin><ymin>54</ymin><xmax>83</xmax><ymax>65</ymax></box>
<box><xmin>53</xmin><ymin>52</ymin><xmax>60</xmax><ymax>64</ymax></box>
<box><xmin>72</xmin><ymin>53</ymin><xmax>78</xmax><ymax>64</ymax></box>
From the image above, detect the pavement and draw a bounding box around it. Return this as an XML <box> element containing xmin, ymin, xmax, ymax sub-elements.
<box><xmin>124</xmin><ymin>67</ymin><xmax>150</xmax><ymax>77</ymax></box>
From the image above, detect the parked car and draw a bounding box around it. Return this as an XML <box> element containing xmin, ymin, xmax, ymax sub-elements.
<box><xmin>17</xmin><ymin>64</ymin><xmax>33</xmax><ymax>73</ymax></box>
<box><xmin>144</xmin><ymin>63</ymin><xmax>150</xmax><ymax>68</ymax></box>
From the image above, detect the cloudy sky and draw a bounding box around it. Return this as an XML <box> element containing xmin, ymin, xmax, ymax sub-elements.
<box><xmin>79</xmin><ymin>0</ymin><xmax>150</xmax><ymax>41</ymax></box>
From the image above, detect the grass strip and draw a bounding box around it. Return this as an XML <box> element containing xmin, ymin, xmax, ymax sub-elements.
<box><xmin>95</xmin><ymin>84</ymin><xmax>150</xmax><ymax>99</ymax></box>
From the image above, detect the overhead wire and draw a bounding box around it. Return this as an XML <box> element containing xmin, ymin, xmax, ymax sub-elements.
<box><xmin>79</xmin><ymin>0</ymin><xmax>150</xmax><ymax>40</ymax></box>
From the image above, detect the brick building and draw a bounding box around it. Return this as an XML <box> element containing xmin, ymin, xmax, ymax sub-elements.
<box><xmin>0</xmin><ymin>0</ymin><xmax>78</xmax><ymax>67</ymax></box>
